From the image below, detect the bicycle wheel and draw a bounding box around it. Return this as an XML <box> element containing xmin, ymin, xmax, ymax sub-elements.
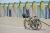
<box><xmin>37</xmin><ymin>21</ymin><xmax>42</xmax><ymax>30</ymax></box>
<box><xmin>31</xmin><ymin>21</ymin><xmax>42</xmax><ymax>30</ymax></box>
<box><xmin>24</xmin><ymin>18</ymin><xmax>30</xmax><ymax>29</ymax></box>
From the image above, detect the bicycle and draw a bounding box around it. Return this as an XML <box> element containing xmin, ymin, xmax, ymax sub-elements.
<box><xmin>24</xmin><ymin>16</ymin><xmax>42</xmax><ymax>30</ymax></box>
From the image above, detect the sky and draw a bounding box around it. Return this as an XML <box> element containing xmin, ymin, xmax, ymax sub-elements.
<box><xmin>0</xmin><ymin>0</ymin><xmax>49</xmax><ymax>3</ymax></box>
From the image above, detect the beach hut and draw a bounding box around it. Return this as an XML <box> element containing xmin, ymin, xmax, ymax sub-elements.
<box><xmin>40</xmin><ymin>1</ymin><xmax>45</xmax><ymax>18</ymax></box>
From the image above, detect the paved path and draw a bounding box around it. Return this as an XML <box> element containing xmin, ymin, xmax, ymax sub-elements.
<box><xmin>0</xmin><ymin>17</ymin><xmax>50</xmax><ymax>33</ymax></box>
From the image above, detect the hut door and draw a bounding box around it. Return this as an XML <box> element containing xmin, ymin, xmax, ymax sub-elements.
<box><xmin>45</xmin><ymin>6</ymin><xmax>47</xmax><ymax>19</ymax></box>
<box><xmin>9</xmin><ymin>9</ymin><xmax>11</xmax><ymax>17</ymax></box>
